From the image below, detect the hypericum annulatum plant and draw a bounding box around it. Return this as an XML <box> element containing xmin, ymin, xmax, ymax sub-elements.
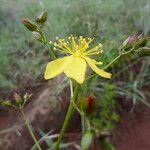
<box><xmin>1</xmin><ymin>10</ymin><xmax>149</xmax><ymax>150</ymax></box>
<box><xmin>20</xmin><ymin>11</ymin><xmax>150</xmax><ymax>150</ymax></box>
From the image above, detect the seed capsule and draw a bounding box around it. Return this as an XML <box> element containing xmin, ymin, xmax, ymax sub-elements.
<box><xmin>35</xmin><ymin>11</ymin><xmax>47</xmax><ymax>24</ymax></box>
<box><xmin>22</xmin><ymin>19</ymin><xmax>37</xmax><ymax>31</ymax></box>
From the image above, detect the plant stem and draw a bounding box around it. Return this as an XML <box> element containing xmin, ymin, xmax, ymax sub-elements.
<box><xmin>54</xmin><ymin>84</ymin><xmax>80</xmax><ymax>150</ymax></box>
<box><xmin>45</xmin><ymin>42</ymin><xmax>56</xmax><ymax>60</ymax></box>
<box><xmin>102</xmin><ymin>55</ymin><xmax>121</xmax><ymax>70</ymax></box>
<box><xmin>20</xmin><ymin>109</ymin><xmax>42</xmax><ymax>150</ymax></box>
<box><xmin>38</xmin><ymin>29</ymin><xmax>56</xmax><ymax>60</ymax></box>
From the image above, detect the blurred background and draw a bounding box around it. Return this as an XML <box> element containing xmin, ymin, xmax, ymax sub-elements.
<box><xmin>0</xmin><ymin>0</ymin><xmax>150</xmax><ymax>150</ymax></box>
<box><xmin>0</xmin><ymin>0</ymin><xmax>149</xmax><ymax>96</ymax></box>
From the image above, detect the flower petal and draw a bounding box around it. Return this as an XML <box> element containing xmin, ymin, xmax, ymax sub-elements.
<box><xmin>84</xmin><ymin>56</ymin><xmax>112</xmax><ymax>78</ymax></box>
<box><xmin>64</xmin><ymin>56</ymin><xmax>86</xmax><ymax>84</ymax></box>
<box><xmin>44</xmin><ymin>56</ymin><xmax>72</xmax><ymax>79</ymax></box>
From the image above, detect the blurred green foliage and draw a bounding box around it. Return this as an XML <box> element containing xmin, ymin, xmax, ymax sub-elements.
<box><xmin>91</xmin><ymin>83</ymin><xmax>119</xmax><ymax>131</ymax></box>
<box><xmin>0</xmin><ymin>0</ymin><xmax>150</xmax><ymax>97</ymax></box>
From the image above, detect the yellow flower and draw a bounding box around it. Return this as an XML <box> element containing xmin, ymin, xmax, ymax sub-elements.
<box><xmin>44</xmin><ymin>35</ymin><xmax>112</xmax><ymax>84</ymax></box>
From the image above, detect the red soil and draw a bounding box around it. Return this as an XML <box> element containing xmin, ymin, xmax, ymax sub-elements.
<box><xmin>0</xmin><ymin>84</ymin><xmax>150</xmax><ymax>150</ymax></box>
<box><xmin>112</xmin><ymin>102</ymin><xmax>150</xmax><ymax>150</ymax></box>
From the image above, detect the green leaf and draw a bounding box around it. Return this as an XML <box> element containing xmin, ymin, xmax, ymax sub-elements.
<box><xmin>81</xmin><ymin>131</ymin><xmax>93</xmax><ymax>150</ymax></box>
<box><xmin>100</xmin><ymin>137</ymin><xmax>116</xmax><ymax>150</ymax></box>
<box><xmin>38</xmin><ymin>129</ymin><xmax>54</xmax><ymax>148</ymax></box>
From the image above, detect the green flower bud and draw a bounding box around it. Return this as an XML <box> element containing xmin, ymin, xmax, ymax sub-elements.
<box><xmin>136</xmin><ymin>47</ymin><xmax>150</xmax><ymax>57</ymax></box>
<box><xmin>23</xmin><ymin>93</ymin><xmax>32</xmax><ymax>101</ymax></box>
<box><xmin>1</xmin><ymin>100</ymin><xmax>12</xmax><ymax>107</ymax></box>
<box><xmin>122</xmin><ymin>37</ymin><xmax>130</xmax><ymax>47</ymax></box>
<box><xmin>14</xmin><ymin>93</ymin><xmax>22</xmax><ymax>104</ymax></box>
<box><xmin>35</xmin><ymin>11</ymin><xmax>47</xmax><ymax>24</ymax></box>
<box><xmin>134</xmin><ymin>37</ymin><xmax>149</xmax><ymax>49</ymax></box>
<box><xmin>22</xmin><ymin>19</ymin><xmax>37</xmax><ymax>31</ymax></box>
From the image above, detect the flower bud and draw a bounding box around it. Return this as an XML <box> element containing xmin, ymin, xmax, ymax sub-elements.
<box><xmin>35</xmin><ymin>11</ymin><xmax>47</xmax><ymax>24</ymax></box>
<box><xmin>1</xmin><ymin>100</ymin><xmax>12</xmax><ymax>107</ymax></box>
<box><xmin>135</xmin><ymin>37</ymin><xmax>148</xmax><ymax>49</ymax></box>
<box><xmin>22</xmin><ymin>19</ymin><xmax>37</xmax><ymax>31</ymax></box>
<box><xmin>13</xmin><ymin>93</ymin><xmax>22</xmax><ymax>104</ymax></box>
<box><xmin>137</xmin><ymin>32</ymin><xmax>144</xmax><ymax>39</ymax></box>
<box><xmin>82</xmin><ymin>96</ymin><xmax>96</xmax><ymax>115</ymax></box>
<box><xmin>127</xmin><ymin>35</ymin><xmax>137</xmax><ymax>44</ymax></box>
<box><xmin>136</xmin><ymin>47</ymin><xmax>150</xmax><ymax>57</ymax></box>
<box><xmin>23</xmin><ymin>93</ymin><xmax>32</xmax><ymax>101</ymax></box>
<box><xmin>122</xmin><ymin>35</ymin><xmax>137</xmax><ymax>47</ymax></box>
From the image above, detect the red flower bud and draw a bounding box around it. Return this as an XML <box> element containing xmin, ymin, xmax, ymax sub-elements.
<box><xmin>122</xmin><ymin>35</ymin><xmax>137</xmax><ymax>47</ymax></box>
<box><xmin>127</xmin><ymin>35</ymin><xmax>137</xmax><ymax>44</ymax></box>
<box><xmin>84</xmin><ymin>96</ymin><xmax>96</xmax><ymax>115</ymax></box>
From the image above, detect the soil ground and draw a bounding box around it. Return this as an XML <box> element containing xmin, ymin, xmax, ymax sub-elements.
<box><xmin>0</xmin><ymin>82</ymin><xmax>150</xmax><ymax>150</ymax></box>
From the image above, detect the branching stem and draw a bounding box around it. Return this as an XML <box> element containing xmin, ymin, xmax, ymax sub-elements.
<box><xmin>20</xmin><ymin>109</ymin><xmax>42</xmax><ymax>150</ymax></box>
<box><xmin>54</xmin><ymin>84</ymin><xmax>80</xmax><ymax>150</ymax></box>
